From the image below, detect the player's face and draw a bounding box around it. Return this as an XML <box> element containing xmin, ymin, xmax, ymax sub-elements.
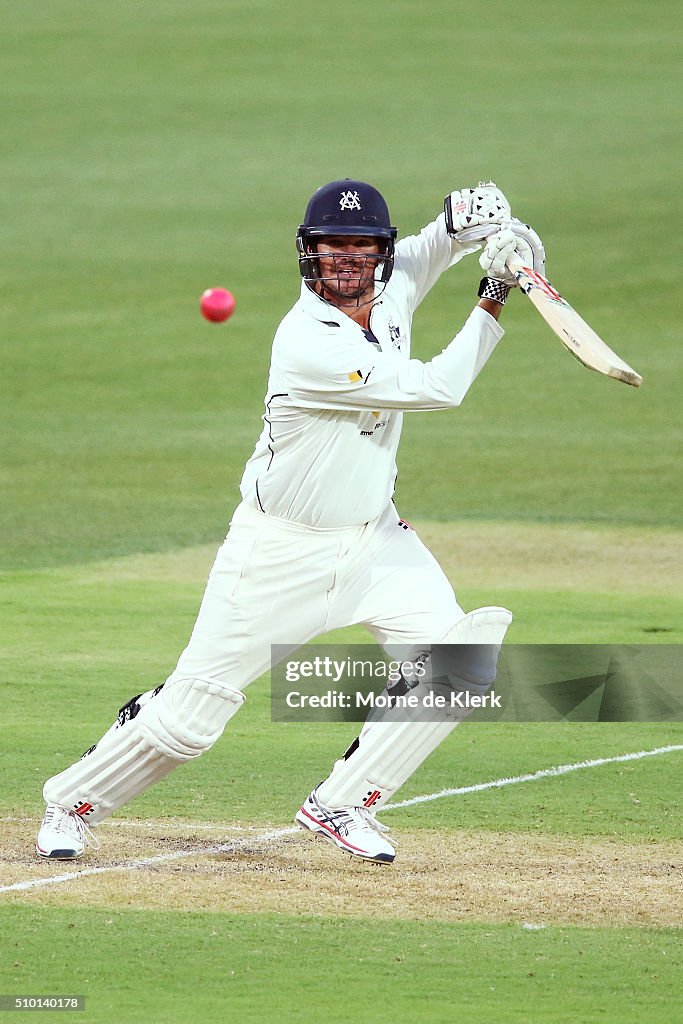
<box><xmin>314</xmin><ymin>236</ymin><xmax>383</xmax><ymax>306</ymax></box>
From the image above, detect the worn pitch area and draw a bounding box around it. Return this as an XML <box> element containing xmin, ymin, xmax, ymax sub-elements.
<box><xmin>2</xmin><ymin>820</ymin><xmax>681</xmax><ymax>927</ymax></box>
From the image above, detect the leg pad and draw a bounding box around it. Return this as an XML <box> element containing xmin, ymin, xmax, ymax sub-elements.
<box><xmin>316</xmin><ymin>607</ymin><xmax>512</xmax><ymax>810</ymax></box>
<box><xmin>43</xmin><ymin>677</ymin><xmax>245</xmax><ymax>824</ymax></box>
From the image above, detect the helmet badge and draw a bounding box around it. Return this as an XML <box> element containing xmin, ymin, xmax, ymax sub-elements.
<box><xmin>339</xmin><ymin>189</ymin><xmax>362</xmax><ymax>211</ymax></box>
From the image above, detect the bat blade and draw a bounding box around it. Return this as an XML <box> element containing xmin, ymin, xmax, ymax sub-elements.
<box><xmin>508</xmin><ymin>259</ymin><xmax>643</xmax><ymax>387</ymax></box>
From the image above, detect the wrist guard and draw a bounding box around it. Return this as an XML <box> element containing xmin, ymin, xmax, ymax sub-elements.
<box><xmin>478</xmin><ymin>277</ymin><xmax>510</xmax><ymax>305</ymax></box>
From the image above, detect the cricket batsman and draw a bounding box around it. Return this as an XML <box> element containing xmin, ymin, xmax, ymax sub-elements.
<box><xmin>36</xmin><ymin>179</ymin><xmax>544</xmax><ymax>864</ymax></box>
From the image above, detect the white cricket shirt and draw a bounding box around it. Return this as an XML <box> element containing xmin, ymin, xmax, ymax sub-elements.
<box><xmin>239</xmin><ymin>213</ymin><xmax>504</xmax><ymax>528</ymax></box>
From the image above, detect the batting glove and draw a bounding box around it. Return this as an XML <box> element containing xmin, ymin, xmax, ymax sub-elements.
<box><xmin>479</xmin><ymin>226</ymin><xmax>520</xmax><ymax>287</ymax></box>
<box><xmin>479</xmin><ymin>219</ymin><xmax>546</xmax><ymax>286</ymax></box>
<box><xmin>508</xmin><ymin>219</ymin><xmax>546</xmax><ymax>276</ymax></box>
<box><xmin>444</xmin><ymin>181</ymin><xmax>512</xmax><ymax>239</ymax></box>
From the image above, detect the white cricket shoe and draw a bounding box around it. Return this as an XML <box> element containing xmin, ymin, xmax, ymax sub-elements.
<box><xmin>295</xmin><ymin>788</ymin><xmax>395</xmax><ymax>864</ymax></box>
<box><xmin>35</xmin><ymin>803</ymin><xmax>98</xmax><ymax>860</ymax></box>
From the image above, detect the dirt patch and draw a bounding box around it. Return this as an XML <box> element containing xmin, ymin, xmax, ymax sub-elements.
<box><xmin>3</xmin><ymin>819</ymin><xmax>681</xmax><ymax>927</ymax></box>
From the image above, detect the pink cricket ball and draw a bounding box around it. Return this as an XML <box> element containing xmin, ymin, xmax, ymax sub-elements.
<box><xmin>200</xmin><ymin>287</ymin><xmax>235</xmax><ymax>323</ymax></box>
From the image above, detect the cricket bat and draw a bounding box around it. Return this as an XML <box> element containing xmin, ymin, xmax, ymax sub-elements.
<box><xmin>507</xmin><ymin>260</ymin><xmax>643</xmax><ymax>388</ymax></box>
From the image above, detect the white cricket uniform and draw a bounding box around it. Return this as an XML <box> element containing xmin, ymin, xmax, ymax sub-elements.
<box><xmin>167</xmin><ymin>213</ymin><xmax>504</xmax><ymax>691</ymax></box>
<box><xmin>41</xmin><ymin>212</ymin><xmax>508</xmax><ymax>828</ymax></box>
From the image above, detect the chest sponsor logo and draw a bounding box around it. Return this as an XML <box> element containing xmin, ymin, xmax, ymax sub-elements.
<box><xmin>360</xmin><ymin>417</ymin><xmax>387</xmax><ymax>437</ymax></box>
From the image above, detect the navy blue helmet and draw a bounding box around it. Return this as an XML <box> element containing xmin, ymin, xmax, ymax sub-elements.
<box><xmin>296</xmin><ymin>179</ymin><xmax>398</xmax><ymax>289</ymax></box>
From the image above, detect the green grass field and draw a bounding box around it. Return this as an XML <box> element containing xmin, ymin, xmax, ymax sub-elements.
<box><xmin>1</xmin><ymin>2</ymin><xmax>681</xmax><ymax>1021</ymax></box>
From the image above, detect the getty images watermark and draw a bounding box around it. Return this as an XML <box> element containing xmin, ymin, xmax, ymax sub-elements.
<box><xmin>282</xmin><ymin>654</ymin><xmax>500</xmax><ymax>712</ymax></box>
<box><xmin>271</xmin><ymin>644</ymin><xmax>683</xmax><ymax>723</ymax></box>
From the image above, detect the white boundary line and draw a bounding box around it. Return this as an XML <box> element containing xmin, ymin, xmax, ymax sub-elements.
<box><xmin>1</xmin><ymin>744</ymin><xmax>681</xmax><ymax>895</ymax></box>
<box><xmin>386</xmin><ymin>744</ymin><xmax>683</xmax><ymax>808</ymax></box>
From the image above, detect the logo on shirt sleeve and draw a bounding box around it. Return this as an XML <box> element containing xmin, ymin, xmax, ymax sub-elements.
<box><xmin>347</xmin><ymin>368</ymin><xmax>373</xmax><ymax>384</ymax></box>
<box><xmin>388</xmin><ymin>319</ymin><xmax>402</xmax><ymax>350</ymax></box>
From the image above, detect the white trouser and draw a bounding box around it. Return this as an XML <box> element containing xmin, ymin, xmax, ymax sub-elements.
<box><xmin>165</xmin><ymin>500</ymin><xmax>464</xmax><ymax>690</ymax></box>
<box><xmin>45</xmin><ymin>500</ymin><xmax>470</xmax><ymax>821</ymax></box>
